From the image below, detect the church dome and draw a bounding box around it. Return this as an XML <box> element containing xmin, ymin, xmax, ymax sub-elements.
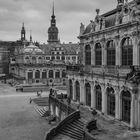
<box><xmin>48</xmin><ymin>26</ymin><xmax>58</xmax><ymax>33</ymax></box>
<box><xmin>23</xmin><ymin>43</ymin><xmax>44</xmax><ymax>54</ymax></box>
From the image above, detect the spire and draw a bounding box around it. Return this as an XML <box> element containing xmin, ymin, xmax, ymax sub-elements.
<box><xmin>51</xmin><ymin>1</ymin><xmax>55</xmax><ymax>19</ymax></box>
<box><xmin>30</xmin><ymin>30</ymin><xmax>32</xmax><ymax>43</ymax></box>
<box><xmin>21</xmin><ymin>22</ymin><xmax>26</xmax><ymax>41</ymax></box>
<box><xmin>47</xmin><ymin>2</ymin><xmax>59</xmax><ymax>44</ymax></box>
<box><xmin>52</xmin><ymin>1</ymin><xmax>54</xmax><ymax>17</ymax></box>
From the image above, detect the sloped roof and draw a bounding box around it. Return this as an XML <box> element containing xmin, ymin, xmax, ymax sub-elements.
<box><xmin>41</xmin><ymin>43</ymin><xmax>79</xmax><ymax>55</ymax></box>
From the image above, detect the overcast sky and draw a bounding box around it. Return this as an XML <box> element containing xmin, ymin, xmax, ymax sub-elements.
<box><xmin>0</xmin><ymin>0</ymin><xmax>117</xmax><ymax>44</ymax></box>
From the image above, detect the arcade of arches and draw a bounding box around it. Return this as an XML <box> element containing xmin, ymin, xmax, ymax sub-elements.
<box><xmin>26</xmin><ymin>69</ymin><xmax>66</xmax><ymax>85</ymax></box>
<box><xmin>68</xmin><ymin>78</ymin><xmax>140</xmax><ymax>129</ymax></box>
<box><xmin>84</xmin><ymin>37</ymin><xmax>134</xmax><ymax>66</ymax></box>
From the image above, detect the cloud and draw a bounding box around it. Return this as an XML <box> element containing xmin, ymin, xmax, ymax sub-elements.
<box><xmin>0</xmin><ymin>0</ymin><xmax>118</xmax><ymax>43</ymax></box>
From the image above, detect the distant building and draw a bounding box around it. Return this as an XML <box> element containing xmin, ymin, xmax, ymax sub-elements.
<box><xmin>9</xmin><ymin>5</ymin><xmax>80</xmax><ymax>85</ymax></box>
<box><xmin>67</xmin><ymin>0</ymin><xmax>140</xmax><ymax>129</ymax></box>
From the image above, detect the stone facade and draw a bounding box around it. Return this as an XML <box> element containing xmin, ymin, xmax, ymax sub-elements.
<box><xmin>9</xmin><ymin>6</ymin><xmax>80</xmax><ymax>86</ymax></box>
<box><xmin>67</xmin><ymin>0</ymin><xmax>140</xmax><ymax>129</ymax></box>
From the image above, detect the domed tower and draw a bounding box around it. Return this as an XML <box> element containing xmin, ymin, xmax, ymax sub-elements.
<box><xmin>21</xmin><ymin>22</ymin><xmax>26</xmax><ymax>41</ymax></box>
<box><xmin>47</xmin><ymin>3</ymin><xmax>59</xmax><ymax>44</ymax></box>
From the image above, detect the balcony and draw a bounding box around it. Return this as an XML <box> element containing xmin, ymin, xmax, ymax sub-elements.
<box><xmin>67</xmin><ymin>64</ymin><xmax>139</xmax><ymax>79</ymax></box>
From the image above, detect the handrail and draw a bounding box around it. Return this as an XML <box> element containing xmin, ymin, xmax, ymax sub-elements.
<box><xmin>45</xmin><ymin>110</ymin><xmax>80</xmax><ymax>140</ymax></box>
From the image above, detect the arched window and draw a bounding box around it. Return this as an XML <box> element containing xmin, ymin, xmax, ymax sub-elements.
<box><xmin>85</xmin><ymin>83</ymin><xmax>91</xmax><ymax>106</ymax></box>
<box><xmin>121</xmin><ymin>90</ymin><xmax>131</xmax><ymax>123</ymax></box>
<box><xmin>38</xmin><ymin>57</ymin><xmax>42</xmax><ymax>64</ymax></box>
<box><xmin>107</xmin><ymin>40</ymin><xmax>115</xmax><ymax>65</ymax></box>
<box><xmin>95</xmin><ymin>85</ymin><xmax>102</xmax><ymax>111</ymax></box>
<box><xmin>107</xmin><ymin>87</ymin><xmax>115</xmax><ymax>117</ymax></box>
<box><xmin>122</xmin><ymin>37</ymin><xmax>133</xmax><ymax>66</ymax></box>
<box><xmin>85</xmin><ymin>45</ymin><xmax>91</xmax><ymax>65</ymax></box>
<box><xmin>56</xmin><ymin>56</ymin><xmax>60</xmax><ymax>60</ymax></box>
<box><xmin>69</xmin><ymin>80</ymin><xmax>73</xmax><ymax>99</ymax></box>
<box><xmin>32</xmin><ymin>57</ymin><xmax>36</xmax><ymax>64</ymax></box>
<box><xmin>51</xmin><ymin>56</ymin><xmax>55</xmax><ymax>60</ymax></box>
<box><xmin>62</xmin><ymin>70</ymin><xmax>66</xmax><ymax>78</ymax></box>
<box><xmin>25</xmin><ymin>56</ymin><xmax>30</xmax><ymax>63</ymax></box>
<box><xmin>35</xmin><ymin>70</ymin><xmax>40</xmax><ymax>79</ymax></box>
<box><xmin>75</xmin><ymin>81</ymin><xmax>80</xmax><ymax>102</ymax></box>
<box><xmin>62</xmin><ymin>56</ymin><xmax>65</xmax><ymax>60</ymax></box>
<box><xmin>49</xmin><ymin>70</ymin><xmax>53</xmax><ymax>78</ymax></box>
<box><xmin>28</xmin><ymin>70</ymin><xmax>33</xmax><ymax>79</ymax></box>
<box><xmin>42</xmin><ymin>70</ymin><xmax>47</xmax><ymax>79</ymax></box>
<box><xmin>55</xmin><ymin>70</ymin><xmax>60</xmax><ymax>78</ymax></box>
<box><xmin>95</xmin><ymin>43</ymin><xmax>102</xmax><ymax>65</ymax></box>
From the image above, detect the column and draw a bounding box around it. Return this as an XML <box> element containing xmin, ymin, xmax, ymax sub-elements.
<box><xmin>138</xmin><ymin>101</ymin><xmax>140</xmax><ymax>129</ymax></box>
<box><xmin>115</xmin><ymin>39</ymin><xmax>121</xmax><ymax>66</ymax></box>
<box><xmin>102</xmin><ymin>87</ymin><xmax>107</xmax><ymax>114</ymax></box>
<box><xmin>83</xmin><ymin>45</ymin><xmax>85</xmax><ymax>65</ymax></box>
<box><xmin>80</xmin><ymin>80</ymin><xmax>85</xmax><ymax>104</ymax></box>
<box><xmin>102</xmin><ymin>45</ymin><xmax>107</xmax><ymax>66</ymax></box>
<box><xmin>67</xmin><ymin>79</ymin><xmax>70</xmax><ymax>97</ymax></box>
<box><xmin>91</xmin><ymin>44</ymin><xmax>95</xmax><ymax>66</ymax></box>
<box><xmin>132</xmin><ymin>36</ymin><xmax>139</xmax><ymax>66</ymax></box>
<box><xmin>130</xmin><ymin>94</ymin><xmax>135</xmax><ymax>128</ymax></box>
<box><xmin>54</xmin><ymin>70</ymin><xmax>56</xmax><ymax>79</ymax></box>
<box><xmin>91</xmin><ymin>82</ymin><xmax>96</xmax><ymax>109</ymax></box>
<box><xmin>115</xmin><ymin>92</ymin><xmax>120</xmax><ymax>119</ymax></box>
<box><xmin>73</xmin><ymin>80</ymin><xmax>76</xmax><ymax>101</ymax></box>
<box><xmin>60</xmin><ymin>70</ymin><xmax>62</xmax><ymax>79</ymax></box>
<box><xmin>25</xmin><ymin>71</ymin><xmax>28</xmax><ymax>80</ymax></box>
<box><xmin>40</xmin><ymin>69</ymin><xmax>42</xmax><ymax>82</ymax></box>
<box><xmin>33</xmin><ymin>70</ymin><xmax>35</xmax><ymax>79</ymax></box>
<box><xmin>135</xmin><ymin>99</ymin><xmax>138</xmax><ymax>128</ymax></box>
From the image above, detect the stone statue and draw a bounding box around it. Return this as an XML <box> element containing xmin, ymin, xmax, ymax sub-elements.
<box><xmin>80</xmin><ymin>22</ymin><xmax>85</xmax><ymax>36</ymax></box>
<box><xmin>90</xmin><ymin>20</ymin><xmax>96</xmax><ymax>32</ymax></box>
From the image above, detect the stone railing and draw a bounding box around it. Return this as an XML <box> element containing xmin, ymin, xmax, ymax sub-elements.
<box><xmin>83</xmin><ymin>119</ymin><xmax>97</xmax><ymax>140</ymax></box>
<box><xmin>49</xmin><ymin>95</ymin><xmax>75</xmax><ymax>114</ymax></box>
<box><xmin>45</xmin><ymin>110</ymin><xmax>80</xmax><ymax>140</ymax></box>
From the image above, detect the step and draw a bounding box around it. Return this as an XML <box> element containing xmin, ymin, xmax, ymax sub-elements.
<box><xmin>63</xmin><ymin>126</ymin><xmax>83</xmax><ymax>135</ymax></box>
<box><xmin>66</xmin><ymin>123</ymin><xmax>84</xmax><ymax>131</ymax></box>
<box><xmin>34</xmin><ymin>106</ymin><xmax>49</xmax><ymax>117</ymax></box>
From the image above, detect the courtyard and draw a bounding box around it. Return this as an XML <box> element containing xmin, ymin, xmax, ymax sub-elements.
<box><xmin>0</xmin><ymin>83</ymin><xmax>51</xmax><ymax>140</ymax></box>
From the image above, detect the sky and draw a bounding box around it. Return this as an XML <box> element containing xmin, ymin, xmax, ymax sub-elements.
<box><xmin>0</xmin><ymin>0</ymin><xmax>117</xmax><ymax>44</ymax></box>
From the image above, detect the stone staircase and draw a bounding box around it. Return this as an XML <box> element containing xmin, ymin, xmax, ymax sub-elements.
<box><xmin>32</xmin><ymin>97</ymin><xmax>49</xmax><ymax>106</ymax></box>
<box><xmin>34</xmin><ymin>106</ymin><xmax>49</xmax><ymax>117</ymax></box>
<box><xmin>57</xmin><ymin>118</ymin><xmax>85</xmax><ymax>140</ymax></box>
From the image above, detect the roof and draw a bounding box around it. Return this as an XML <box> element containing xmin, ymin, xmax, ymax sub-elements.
<box><xmin>82</xmin><ymin>0</ymin><xmax>135</xmax><ymax>35</ymax></box>
<box><xmin>41</xmin><ymin>42</ymin><xmax>79</xmax><ymax>55</ymax></box>
<box><xmin>23</xmin><ymin>43</ymin><xmax>44</xmax><ymax>54</ymax></box>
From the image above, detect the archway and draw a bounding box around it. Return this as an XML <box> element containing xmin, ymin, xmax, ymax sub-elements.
<box><xmin>121</xmin><ymin>90</ymin><xmax>131</xmax><ymax>123</ymax></box>
<box><xmin>49</xmin><ymin>70</ymin><xmax>53</xmax><ymax>78</ymax></box>
<box><xmin>95</xmin><ymin>85</ymin><xmax>102</xmax><ymax>111</ymax></box>
<box><xmin>85</xmin><ymin>83</ymin><xmax>91</xmax><ymax>106</ymax></box>
<box><xmin>121</xmin><ymin>37</ymin><xmax>133</xmax><ymax>66</ymax></box>
<box><xmin>28</xmin><ymin>70</ymin><xmax>33</xmax><ymax>79</ymax></box>
<box><xmin>75</xmin><ymin>81</ymin><xmax>80</xmax><ymax>102</ymax></box>
<box><xmin>95</xmin><ymin>43</ymin><xmax>102</xmax><ymax>66</ymax></box>
<box><xmin>107</xmin><ymin>40</ymin><xmax>115</xmax><ymax>66</ymax></box>
<box><xmin>85</xmin><ymin>45</ymin><xmax>91</xmax><ymax>65</ymax></box>
<box><xmin>42</xmin><ymin>70</ymin><xmax>47</xmax><ymax>79</ymax></box>
<box><xmin>35</xmin><ymin>70</ymin><xmax>40</xmax><ymax>79</ymax></box>
<box><xmin>32</xmin><ymin>57</ymin><xmax>36</xmax><ymax>64</ymax></box>
<box><xmin>107</xmin><ymin>87</ymin><xmax>115</xmax><ymax>117</ymax></box>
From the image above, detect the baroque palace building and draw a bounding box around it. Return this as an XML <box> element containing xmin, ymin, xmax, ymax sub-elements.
<box><xmin>10</xmin><ymin>5</ymin><xmax>79</xmax><ymax>86</ymax></box>
<box><xmin>67</xmin><ymin>0</ymin><xmax>140</xmax><ymax>129</ymax></box>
